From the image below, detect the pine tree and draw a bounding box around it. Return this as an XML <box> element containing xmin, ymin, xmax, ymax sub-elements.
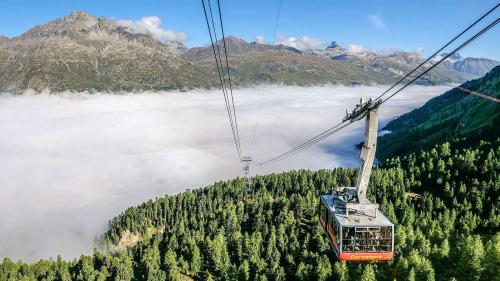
<box><xmin>315</xmin><ymin>255</ymin><xmax>332</xmax><ymax>281</ymax></box>
<box><xmin>456</xmin><ymin>235</ymin><xmax>484</xmax><ymax>281</ymax></box>
<box><xmin>164</xmin><ymin>249</ymin><xmax>181</xmax><ymax>281</ymax></box>
<box><xmin>207</xmin><ymin>232</ymin><xmax>231</xmax><ymax>278</ymax></box>
<box><xmin>481</xmin><ymin>234</ymin><xmax>500</xmax><ymax>281</ymax></box>
<box><xmin>360</xmin><ymin>265</ymin><xmax>376</xmax><ymax>281</ymax></box>
<box><xmin>333</xmin><ymin>261</ymin><xmax>349</xmax><ymax>281</ymax></box>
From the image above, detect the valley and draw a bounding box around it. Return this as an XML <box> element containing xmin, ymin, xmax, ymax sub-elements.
<box><xmin>0</xmin><ymin>3</ymin><xmax>499</xmax><ymax>281</ymax></box>
<box><xmin>0</xmin><ymin>85</ymin><xmax>449</xmax><ymax>262</ymax></box>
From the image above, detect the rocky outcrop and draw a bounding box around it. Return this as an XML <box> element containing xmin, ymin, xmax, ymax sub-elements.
<box><xmin>0</xmin><ymin>12</ymin><xmax>213</xmax><ymax>93</ymax></box>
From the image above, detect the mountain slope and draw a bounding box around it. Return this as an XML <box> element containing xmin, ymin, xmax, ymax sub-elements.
<box><xmin>0</xmin><ymin>12</ymin><xmax>215</xmax><ymax>92</ymax></box>
<box><xmin>378</xmin><ymin>66</ymin><xmax>500</xmax><ymax>160</ymax></box>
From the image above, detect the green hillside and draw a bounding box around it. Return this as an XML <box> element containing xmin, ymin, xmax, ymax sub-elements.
<box><xmin>378</xmin><ymin>66</ymin><xmax>500</xmax><ymax>161</ymax></box>
<box><xmin>2</xmin><ymin>138</ymin><xmax>498</xmax><ymax>281</ymax></box>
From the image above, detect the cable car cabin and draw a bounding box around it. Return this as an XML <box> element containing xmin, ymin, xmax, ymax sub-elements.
<box><xmin>319</xmin><ymin>194</ymin><xmax>394</xmax><ymax>261</ymax></box>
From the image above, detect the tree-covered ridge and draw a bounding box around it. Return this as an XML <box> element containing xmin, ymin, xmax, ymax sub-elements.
<box><xmin>1</xmin><ymin>139</ymin><xmax>499</xmax><ymax>281</ymax></box>
<box><xmin>378</xmin><ymin>66</ymin><xmax>500</xmax><ymax>161</ymax></box>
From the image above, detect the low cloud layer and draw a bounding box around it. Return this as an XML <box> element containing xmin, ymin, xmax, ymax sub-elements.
<box><xmin>0</xmin><ymin>85</ymin><xmax>453</xmax><ymax>261</ymax></box>
<box><xmin>276</xmin><ymin>34</ymin><xmax>325</xmax><ymax>50</ymax></box>
<box><xmin>115</xmin><ymin>16</ymin><xmax>187</xmax><ymax>42</ymax></box>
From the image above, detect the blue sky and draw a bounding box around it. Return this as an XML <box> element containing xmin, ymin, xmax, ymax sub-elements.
<box><xmin>0</xmin><ymin>0</ymin><xmax>498</xmax><ymax>59</ymax></box>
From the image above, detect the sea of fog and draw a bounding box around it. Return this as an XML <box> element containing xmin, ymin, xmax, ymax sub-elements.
<box><xmin>0</xmin><ymin>84</ymin><xmax>453</xmax><ymax>261</ymax></box>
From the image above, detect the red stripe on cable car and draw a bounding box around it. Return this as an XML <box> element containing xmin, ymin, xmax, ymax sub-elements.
<box><xmin>339</xmin><ymin>252</ymin><xmax>394</xmax><ymax>261</ymax></box>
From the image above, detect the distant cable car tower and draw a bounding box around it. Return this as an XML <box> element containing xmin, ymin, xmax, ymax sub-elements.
<box><xmin>319</xmin><ymin>98</ymin><xmax>394</xmax><ymax>261</ymax></box>
<box><xmin>242</xmin><ymin>156</ymin><xmax>252</xmax><ymax>188</ymax></box>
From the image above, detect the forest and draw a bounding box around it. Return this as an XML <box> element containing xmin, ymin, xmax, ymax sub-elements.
<box><xmin>1</xmin><ymin>137</ymin><xmax>499</xmax><ymax>280</ymax></box>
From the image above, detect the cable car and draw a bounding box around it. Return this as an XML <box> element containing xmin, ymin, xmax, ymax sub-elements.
<box><xmin>319</xmin><ymin>101</ymin><xmax>394</xmax><ymax>261</ymax></box>
<box><xmin>319</xmin><ymin>193</ymin><xmax>394</xmax><ymax>261</ymax></box>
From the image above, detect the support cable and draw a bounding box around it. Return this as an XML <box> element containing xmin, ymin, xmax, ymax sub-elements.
<box><xmin>378</xmin><ymin>17</ymin><xmax>499</xmax><ymax>106</ymax></box>
<box><xmin>260</xmin><ymin>122</ymin><xmax>352</xmax><ymax>165</ymax></box>
<box><xmin>272</xmin><ymin>0</ymin><xmax>283</xmax><ymax>44</ymax></box>
<box><xmin>457</xmin><ymin>86</ymin><xmax>500</xmax><ymax>103</ymax></box>
<box><xmin>372</xmin><ymin>3</ymin><xmax>499</xmax><ymax>104</ymax></box>
<box><xmin>260</xmin><ymin>16</ymin><xmax>499</xmax><ymax>166</ymax></box>
<box><xmin>216</xmin><ymin>0</ymin><xmax>242</xmax><ymax>158</ymax></box>
<box><xmin>201</xmin><ymin>0</ymin><xmax>242</xmax><ymax>160</ymax></box>
<box><xmin>251</xmin><ymin>0</ymin><xmax>284</xmax><ymax>146</ymax></box>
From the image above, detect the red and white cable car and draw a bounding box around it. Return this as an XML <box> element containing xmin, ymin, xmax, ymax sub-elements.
<box><xmin>319</xmin><ymin>194</ymin><xmax>394</xmax><ymax>261</ymax></box>
<box><xmin>319</xmin><ymin>99</ymin><xmax>394</xmax><ymax>261</ymax></box>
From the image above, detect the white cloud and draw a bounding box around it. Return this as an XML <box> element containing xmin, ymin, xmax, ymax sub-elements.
<box><xmin>413</xmin><ymin>47</ymin><xmax>424</xmax><ymax>55</ymax></box>
<box><xmin>431</xmin><ymin>53</ymin><xmax>461</xmax><ymax>64</ymax></box>
<box><xmin>255</xmin><ymin>35</ymin><xmax>266</xmax><ymax>44</ymax></box>
<box><xmin>378</xmin><ymin>48</ymin><xmax>401</xmax><ymax>56</ymax></box>
<box><xmin>346</xmin><ymin>44</ymin><xmax>371</xmax><ymax>55</ymax></box>
<box><xmin>115</xmin><ymin>16</ymin><xmax>187</xmax><ymax>42</ymax></box>
<box><xmin>276</xmin><ymin>35</ymin><xmax>325</xmax><ymax>50</ymax></box>
<box><xmin>430</xmin><ymin>55</ymin><xmax>444</xmax><ymax>63</ymax></box>
<box><xmin>0</xmin><ymin>85</ymin><xmax>453</xmax><ymax>261</ymax></box>
<box><xmin>367</xmin><ymin>13</ymin><xmax>387</xmax><ymax>31</ymax></box>
<box><xmin>347</xmin><ymin>44</ymin><xmax>424</xmax><ymax>57</ymax></box>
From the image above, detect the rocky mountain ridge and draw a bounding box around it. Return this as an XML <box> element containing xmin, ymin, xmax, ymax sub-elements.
<box><xmin>0</xmin><ymin>12</ymin><xmax>213</xmax><ymax>92</ymax></box>
<box><xmin>0</xmin><ymin>11</ymin><xmax>498</xmax><ymax>93</ymax></box>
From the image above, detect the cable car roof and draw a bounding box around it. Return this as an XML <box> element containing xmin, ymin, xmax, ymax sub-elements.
<box><xmin>321</xmin><ymin>195</ymin><xmax>393</xmax><ymax>227</ymax></box>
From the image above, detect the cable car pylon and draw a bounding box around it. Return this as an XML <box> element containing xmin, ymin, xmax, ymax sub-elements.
<box><xmin>241</xmin><ymin>156</ymin><xmax>253</xmax><ymax>189</ymax></box>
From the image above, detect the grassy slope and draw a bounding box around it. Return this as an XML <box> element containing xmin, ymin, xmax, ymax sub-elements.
<box><xmin>378</xmin><ymin>66</ymin><xmax>500</xmax><ymax>161</ymax></box>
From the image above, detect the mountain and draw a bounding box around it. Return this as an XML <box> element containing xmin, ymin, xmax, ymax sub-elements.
<box><xmin>312</xmin><ymin>46</ymin><xmax>487</xmax><ymax>85</ymax></box>
<box><xmin>439</xmin><ymin>52</ymin><xmax>499</xmax><ymax>76</ymax></box>
<box><xmin>182</xmin><ymin>37</ymin><xmax>479</xmax><ymax>87</ymax></box>
<box><xmin>453</xmin><ymin>57</ymin><xmax>499</xmax><ymax>76</ymax></box>
<box><xmin>322</xmin><ymin>41</ymin><xmax>345</xmax><ymax>57</ymax></box>
<box><xmin>0</xmin><ymin>12</ymin><xmax>215</xmax><ymax>93</ymax></box>
<box><xmin>378</xmin><ymin>65</ymin><xmax>500</xmax><ymax>160</ymax></box>
<box><xmin>181</xmin><ymin>36</ymin><xmax>403</xmax><ymax>86</ymax></box>
<box><xmin>0</xmin><ymin>12</ymin><xmax>497</xmax><ymax>93</ymax></box>
<box><xmin>1</xmin><ymin>138</ymin><xmax>499</xmax><ymax>280</ymax></box>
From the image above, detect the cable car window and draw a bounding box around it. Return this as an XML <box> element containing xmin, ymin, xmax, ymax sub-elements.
<box><xmin>319</xmin><ymin>201</ymin><xmax>341</xmax><ymax>247</ymax></box>
<box><xmin>379</xmin><ymin>226</ymin><xmax>392</xmax><ymax>252</ymax></box>
<box><xmin>319</xmin><ymin>203</ymin><xmax>327</xmax><ymax>227</ymax></box>
<box><xmin>342</xmin><ymin>227</ymin><xmax>356</xmax><ymax>252</ymax></box>
<box><xmin>342</xmin><ymin>226</ymin><xmax>393</xmax><ymax>252</ymax></box>
<box><xmin>326</xmin><ymin>213</ymin><xmax>339</xmax><ymax>246</ymax></box>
